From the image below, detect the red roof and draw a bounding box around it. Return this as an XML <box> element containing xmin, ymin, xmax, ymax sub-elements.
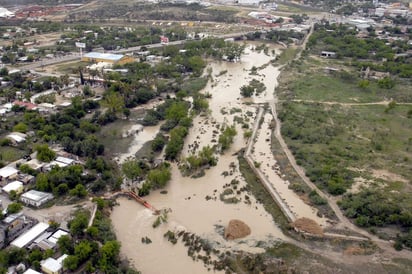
<box><xmin>13</xmin><ymin>101</ymin><xmax>37</xmax><ymax>110</ymax></box>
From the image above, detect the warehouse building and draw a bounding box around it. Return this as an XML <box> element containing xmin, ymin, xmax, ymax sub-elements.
<box><xmin>81</xmin><ymin>52</ymin><xmax>135</xmax><ymax>65</ymax></box>
<box><xmin>10</xmin><ymin>222</ymin><xmax>49</xmax><ymax>248</ymax></box>
<box><xmin>20</xmin><ymin>190</ymin><xmax>54</xmax><ymax>207</ymax></box>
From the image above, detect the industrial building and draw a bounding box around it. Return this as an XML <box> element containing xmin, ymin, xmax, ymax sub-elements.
<box><xmin>20</xmin><ymin>190</ymin><xmax>54</xmax><ymax>207</ymax></box>
<box><xmin>81</xmin><ymin>52</ymin><xmax>135</xmax><ymax>65</ymax></box>
<box><xmin>10</xmin><ymin>222</ymin><xmax>49</xmax><ymax>248</ymax></box>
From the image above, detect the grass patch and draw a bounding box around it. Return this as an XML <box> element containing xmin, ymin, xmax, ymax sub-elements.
<box><xmin>181</xmin><ymin>77</ymin><xmax>208</xmax><ymax>96</ymax></box>
<box><xmin>276</xmin><ymin>47</ymin><xmax>299</xmax><ymax>65</ymax></box>
<box><xmin>278</xmin><ymin>58</ymin><xmax>412</xmax><ymax>103</ymax></box>
<box><xmin>0</xmin><ymin>146</ymin><xmax>26</xmax><ymax>163</ymax></box>
<box><xmin>277</xmin><ymin>55</ymin><xmax>412</xmax><ymax>238</ymax></box>
<box><xmin>55</xmin><ymin>61</ymin><xmax>87</xmax><ymax>75</ymax></box>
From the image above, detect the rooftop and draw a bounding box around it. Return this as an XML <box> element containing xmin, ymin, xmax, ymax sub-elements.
<box><xmin>7</xmin><ymin>133</ymin><xmax>26</xmax><ymax>143</ymax></box>
<box><xmin>55</xmin><ymin>156</ymin><xmax>75</xmax><ymax>165</ymax></box>
<box><xmin>21</xmin><ymin>190</ymin><xmax>53</xmax><ymax>202</ymax></box>
<box><xmin>41</xmin><ymin>257</ymin><xmax>62</xmax><ymax>272</ymax></box>
<box><xmin>84</xmin><ymin>52</ymin><xmax>125</xmax><ymax>61</ymax></box>
<box><xmin>2</xmin><ymin>180</ymin><xmax>23</xmax><ymax>193</ymax></box>
<box><xmin>10</xmin><ymin>222</ymin><xmax>49</xmax><ymax>248</ymax></box>
<box><xmin>48</xmin><ymin>229</ymin><xmax>69</xmax><ymax>244</ymax></box>
<box><xmin>23</xmin><ymin>269</ymin><xmax>42</xmax><ymax>274</ymax></box>
<box><xmin>0</xmin><ymin>166</ymin><xmax>18</xmax><ymax>178</ymax></box>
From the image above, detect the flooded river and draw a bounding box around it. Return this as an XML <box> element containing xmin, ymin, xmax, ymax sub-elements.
<box><xmin>111</xmin><ymin>43</ymin><xmax>320</xmax><ymax>273</ymax></box>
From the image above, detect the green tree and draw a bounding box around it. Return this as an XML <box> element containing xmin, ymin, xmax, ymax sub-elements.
<box><xmin>13</xmin><ymin>122</ymin><xmax>28</xmax><ymax>133</ymax></box>
<box><xmin>69</xmin><ymin>184</ymin><xmax>88</xmax><ymax>198</ymax></box>
<box><xmin>218</xmin><ymin>125</ymin><xmax>237</xmax><ymax>151</ymax></box>
<box><xmin>147</xmin><ymin>164</ymin><xmax>171</xmax><ymax>189</ymax></box>
<box><xmin>74</xmin><ymin>240</ymin><xmax>93</xmax><ymax>262</ymax></box>
<box><xmin>63</xmin><ymin>255</ymin><xmax>79</xmax><ymax>271</ymax></box>
<box><xmin>121</xmin><ymin>158</ymin><xmax>142</xmax><ymax>182</ymax></box>
<box><xmin>99</xmin><ymin>240</ymin><xmax>121</xmax><ymax>271</ymax></box>
<box><xmin>35</xmin><ymin>173</ymin><xmax>50</xmax><ymax>191</ymax></box>
<box><xmin>378</xmin><ymin>77</ymin><xmax>395</xmax><ymax>89</ymax></box>
<box><xmin>69</xmin><ymin>210</ymin><xmax>89</xmax><ymax>236</ymax></box>
<box><xmin>35</xmin><ymin>144</ymin><xmax>56</xmax><ymax>162</ymax></box>
<box><xmin>57</xmin><ymin>235</ymin><xmax>73</xmax><ymax>254</ymax></box>
<box><xmin>7</xmin><ymin>202</ymin><xmax>23</xmax><ymax>214</ymax></box>
<box><xmin>102</xmin><ymin>91</ymin><xmax>125</xmax><ymax>114</ymax></box>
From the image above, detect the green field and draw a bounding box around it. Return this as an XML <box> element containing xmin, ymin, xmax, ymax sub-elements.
<box><xmin>277</xmin><ymin>56</ymin><xmax>412</xmax><ymax>242</ymax></box>
<box><xmin>0</xmin><ymin>146</ymin><xmax>26</xmax><ymax>163</ymax></box>
<box><xmin>278</xmin><ymin>60</ymin><xmax>412</xmax><ymax>103</ymax></box>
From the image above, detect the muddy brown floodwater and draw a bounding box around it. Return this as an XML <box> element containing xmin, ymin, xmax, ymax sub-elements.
<box><xmin>111</xmin><ymin>43</ymin><xmax>317</xmax><ymax>273</ymax></box>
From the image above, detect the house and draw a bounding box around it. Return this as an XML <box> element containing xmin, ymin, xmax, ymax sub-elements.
<box><xmin>17</xmin><ymin>173</ymin><xmax>35</xmax><ymax>185</ymax></box>
<box><xmin>20</xmin><ymin>190</ymin><xmax>53</xmax><ymax>207</ymax></box>
<box><xmin>6</xmin><ymin>132</ymin><xmax>27</xmax><ymax>145</ymax></box>
<box><xmin>13</xmin><ymin>101</ymin><xmax>38</xmax><ymax>111</ymax></box>
<box><xmin>0</xmin><ymin>213</ymin><xmax>33</xmax><ymax>248</ymax></box>
<box><xmin>321</xmin><ymin>51</ymin><xmax>337</xmax><ymax>58</ymax></box>
<box><xmin>2</xmin><ymin>180</ymin><xmax>24</xmax><ymax>195</ymax></box>
<box><xmin>0</xmin><ymin>166</ymin><xmax>19</xmax><ymax>186</ymax></box>
<box><xmin>46</xmin><ymin>156</ymin><xmax>76</xmax><ymax>170</ymax></box>
<box><xmin>82</xmin><ymin>52</ymin><xmax>135</xmax><ymax>65</ymax></box>
<box><xmin>41</xmin><ymin>254</ymin><xmax>68</xmax><ymax>274</ymax></box>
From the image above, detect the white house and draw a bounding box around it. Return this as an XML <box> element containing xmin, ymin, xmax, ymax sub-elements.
<box><xmin>2</xmin><ymin>180</ymin><xmax>23</xmax><ymax>195</ymax></box>
<box><xmin>20</xmin><ymin>190</ymin><xmax>53</xmax><ymax>207</ymax></box>
<box><xmin>41</xmin><ymin>254</ymin><xmax>67</xmax><ymax>274</ymax></box>
<box><xmin>0</xmin><ymin>166</ymin><xmax>18</xmax><ymax>180</ymax></box>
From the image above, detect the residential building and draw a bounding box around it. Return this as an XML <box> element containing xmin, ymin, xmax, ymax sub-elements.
<box><xmin>41</xmin><ymin>254</ymin><xmax>68</xmax><ymax>274</ymax></box>
<box><xmin>20</xmin><ymin>190</ymin><xmax>53</xmax><ymax>207</ymax></box>
<box><xmin>6</xmin><ymin>132</ymin><xmax>27</xmax><ymax>145</ymax></box>
<box><xmin>0</xmin><ymin>166</ymin><xmax>19</xmax><ymax>186</ymax></box>
<box><xmin>23</xmin><ymin>269</ymin><xmax>42</xmax><ymax>274</ymax></box>
<box><xmin>2</xmin><ymin>180</ymin><xmax>24</xmax><ymax>195</ymax></box>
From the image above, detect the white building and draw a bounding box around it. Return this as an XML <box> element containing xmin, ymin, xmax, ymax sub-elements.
<box><xmin>41</xmin><ymin>254</ymin><xmax>68</xmax><ymax>274</ymax></box>
<box><xmin>23</xmin><ymin>269</ymin><xmax>42</xmax><ymax>274</ymax></box>
<box><xmin>0</xmin><ymin>166</ymin><xmax>19</xmax><ymax>183</ymax></box>
<box><xmin>2</xmin><ymin>180</ymin><xmax>23</xmax><ymax>194</ymax></box>
<box><xmin>238</xmin><ymin>0</ymin><xmax>261</xmax><ymax>5</ymax></box>
<box><xmin>6</xmin><ymin>132</ymin><xmax>27</xmax><ymax>145</ymax></box>
<box><xmin>20</xmin><ymin>190</ymin><xmax>54</xmax><ymax>207</ymax></box>
<box><xmin>10</xmin><ymin>222</ymin><xmax>49</xmax><ymax>248</ymax></box>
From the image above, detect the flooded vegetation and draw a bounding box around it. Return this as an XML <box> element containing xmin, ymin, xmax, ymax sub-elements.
<box><xmin>111</xmin><ymin>43</ymin><xmax>327</xmax><ymax>272</ymax></box>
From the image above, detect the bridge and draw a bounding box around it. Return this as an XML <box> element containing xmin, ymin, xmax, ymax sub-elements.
<box><xmin>104</xmin><ymin>191</ymin><xmax>160</xmax><ymax>215</ymax></box>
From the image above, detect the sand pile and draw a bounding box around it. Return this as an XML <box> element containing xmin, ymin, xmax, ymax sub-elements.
<box><xmin>224</xmin><ymin>219</ymin><xmax>251</xmax><ymax>240</ymax></box>
<box><xmin>292</xmin><ymin>217</ymin><xmax>323</xmax><ymax>236</ymax></box>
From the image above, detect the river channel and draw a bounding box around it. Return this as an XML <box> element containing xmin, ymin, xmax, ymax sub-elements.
<box><xmin>111</xmin><ymin>43</ymin><xmax>321</xmax><ymax>273</ymax></box>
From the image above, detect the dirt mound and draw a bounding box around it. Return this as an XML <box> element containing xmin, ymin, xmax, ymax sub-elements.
<box><xmin>292</xmin><ymin>217</ymin><xmax>323</xmax><ymax>236</ymax></box>
<box><xmin>344</xmin><ymin>246</ymin><xmax>365</xmax><ymax>255</ymax></box>
<box><xmin>224</xmin><ymin>219</ymin><xmax>251</xmax><ymax>240</ymax></box>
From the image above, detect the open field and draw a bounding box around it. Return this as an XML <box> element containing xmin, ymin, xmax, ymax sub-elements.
<box><xmin>278</xmin><ymin>58</ymin><xmax>412</xmax><ymax>103</ymax></box>
<box><xmin>277</xmin><ymin>56</ymin><xmax>412</xmax><ymax>240</ymax></box>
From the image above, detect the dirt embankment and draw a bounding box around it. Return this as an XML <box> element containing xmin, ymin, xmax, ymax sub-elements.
<box><xmin>224</xmin><ymin>219</ymin><xmax>251</xmax><ymax>240</ymax></box>
<box><xmin>293</xmin><ymin>217</ymin><xmax>324</xmax><ymax>236</ymax></box>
